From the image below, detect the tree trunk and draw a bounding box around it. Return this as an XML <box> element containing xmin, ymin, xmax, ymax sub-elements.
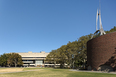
<box><xmin>14</xmin><ymin>59</ymin><xmax>17</xmax><ymax>67</ymax></box>
<box><xmin>15</xmin><ymin>63</ymin><xmax>17</xmax><ymax>67</ymax></box>
<box><xmin>54</xmin><ymin>61</ymin><xmax>56</xmax><ymax>68</ymax></box>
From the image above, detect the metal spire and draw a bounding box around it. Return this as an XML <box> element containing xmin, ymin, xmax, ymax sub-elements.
<box><xmin>91</xmin><ymin>0</ymin><xmax>106</xmax><ymax>39</ymax></box>
<box><xmin>95</xmin><ymin>0</ymin><xmax>106</xmax><ymax>35</ymax></box>
<box><xmin>98</xmin><ymin>9</ymin><xmax>106</xmax><ymax>35</ymax></box>
<box><xmin>96</xmin><ymin>9</ymin><xmax>98</xmax><ymax>31</ymax></box>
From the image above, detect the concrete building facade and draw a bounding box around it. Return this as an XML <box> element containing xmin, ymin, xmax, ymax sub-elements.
<box><xmin>18</xmin><ymin>51</ymin><xmax>49</xmax><ymax>67</ymax></box>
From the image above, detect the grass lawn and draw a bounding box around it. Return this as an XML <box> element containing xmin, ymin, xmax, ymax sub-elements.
<box><xmin>0</xmin><ymin>68</ymin><xmax>116</xmax><ymax>77</ymax></box>
<box><xmin>0</xmin><ymin>68</ymin><xmax>7</xmax><ymax>70</ymax></box>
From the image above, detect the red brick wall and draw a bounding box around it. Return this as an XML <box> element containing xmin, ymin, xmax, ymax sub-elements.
<box><xmin>87</xmin><ymin>32</ymin><xmax>116</xmax><ymax>70</ymax></box>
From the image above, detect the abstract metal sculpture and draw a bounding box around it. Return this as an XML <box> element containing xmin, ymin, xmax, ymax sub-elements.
<box><xmin>96</xmin><ymin>9</ymin><xmax>106</xmax><ymax>35</ymax></box>
<box><xmin>92</xmin><ymin>1</ymin><xmax>106</xmax><ymax>39</ymax></box>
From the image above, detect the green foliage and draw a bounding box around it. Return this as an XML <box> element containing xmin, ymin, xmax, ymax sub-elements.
<box><xmin>46</xmin><ymin>34</ymin><xmax>92</xmax><ymax>68</ymax></box>
<box><xmin>46</xmin><ymin>26</ymin><xmax>116</xmax><ymax>68</ymax></box>
<box><xmin>105</xmin><ymin>26</ymin><xmax>116</xmax><ymax>33</ymax></box>
<box><xmin>45</xmin><ymin>50</ymin><xmax>58</xmax><ymax>64</ymax></box>
<box><xmin>0</xmin><ymin>53</ymin><xmax>23</xmax><ymax>67</ymax></box>
<box><xmin>8</xmin><ymin>53</ymin><xmax>23</xmax><ymax>67</ymax></box>
<box><xmin>0</xmin><ymin>53</ymin><xmax>11</xmax><ymax>67</ymax></box>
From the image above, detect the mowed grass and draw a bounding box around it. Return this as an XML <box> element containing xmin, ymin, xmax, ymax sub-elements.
<box><xmin>0</xmin><ymin>68</ymin><xmax>116</xmax><ymax>77</ymax></box>
<box><xmin>0</xmin><ymin>68</ymin><xmax>7</xmax><ymax>70</ymax></box>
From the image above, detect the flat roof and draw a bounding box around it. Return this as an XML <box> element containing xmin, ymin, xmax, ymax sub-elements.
<box><xmin>18</xmin><ymin>51</ymin><xmax>49</xmax><ymax>57</ymax></box>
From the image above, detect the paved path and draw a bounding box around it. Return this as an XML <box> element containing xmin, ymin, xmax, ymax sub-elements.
<box><xmin>70</xmin><ymin>69</ymin><xmax>116</xmax><ymax>74</ymax></box>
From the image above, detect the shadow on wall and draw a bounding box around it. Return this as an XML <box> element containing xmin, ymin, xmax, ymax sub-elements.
<box><xmin>98</xmin><ymin>53</ymin><xmax>116</xmax><ymax>71</ymax></box>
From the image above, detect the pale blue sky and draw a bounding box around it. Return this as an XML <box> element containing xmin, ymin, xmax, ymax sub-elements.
<box><xmin>0</xmin><ymin>0</ymin><xmax>116</xmax><ymax>55</ymax></box>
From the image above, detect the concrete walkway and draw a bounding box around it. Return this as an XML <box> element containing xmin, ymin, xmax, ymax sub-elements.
<box><xmin>70</xmin><ymin>69</ymin><xmax>116</xmax><ymax>74</ymax></box>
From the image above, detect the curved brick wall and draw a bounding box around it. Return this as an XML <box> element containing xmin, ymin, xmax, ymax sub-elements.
<box><xmin>87</xmin><ymin>32</ymin><xmax>116</xmax><ymax>70</ymax></box>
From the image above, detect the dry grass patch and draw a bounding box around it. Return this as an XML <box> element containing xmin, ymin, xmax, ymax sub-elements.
<box><xmin>0</xmin><ymin>68</ymin><xmax>24</xmax><ymax>73</ymax></box>
<box><xmin>0</xmin><ymin>67</ymin><xmax>43</xmax><ymax>73</ymax></box>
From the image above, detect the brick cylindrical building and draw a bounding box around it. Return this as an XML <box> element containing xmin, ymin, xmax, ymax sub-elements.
<box><xmin>87</xmin><ymin>32</ymin><xmax>116</xmax><ymax>71</ymax></box>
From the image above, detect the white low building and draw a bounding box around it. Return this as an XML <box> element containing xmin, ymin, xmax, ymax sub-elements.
<box><xmin>18</xmin><ymin>51</ymin><xmax>49</xmax><ymax>67</ymax></box>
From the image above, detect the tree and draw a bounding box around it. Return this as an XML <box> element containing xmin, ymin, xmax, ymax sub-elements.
<box><xmin>7</xmin><ymin>53</ymin><xmax>23</xmax><ymax>67</ymax></box>
<box><xmin>57</xmin><ymin>45</ymin><xmax>67</xmax><ymax>68</ymax></box>
<box><xmin>106</xmin><ymin>26</ymin><xmax>116</xmax><ymax>33</ymax></box>
<box><xmin>45</xmin><ymin>50</ymin><xmax>58</xmax><ymax>68</ymax></box>
<box><xmin>46</xmin><ymin>26</ymin><xmax>116</xmax><ymax>69</ymax></box>
<box><xmin>46</xmin><ymin>45</ymin><xmax>68</xmax><ymax>68</ymax></box>
<box><xmin>75</xmin><ymin>34</ymin><xmax>92</xmax><ymax>67</ymax></box>
<box><xmin>0</xmin><ymin>53</ymin><xmax>11</xmax><ymax>67</ymax></box>
<box><xmin>66</xmin><ymin>41</ymin><xmax>78</xmax><ymax>68</ymax></box>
